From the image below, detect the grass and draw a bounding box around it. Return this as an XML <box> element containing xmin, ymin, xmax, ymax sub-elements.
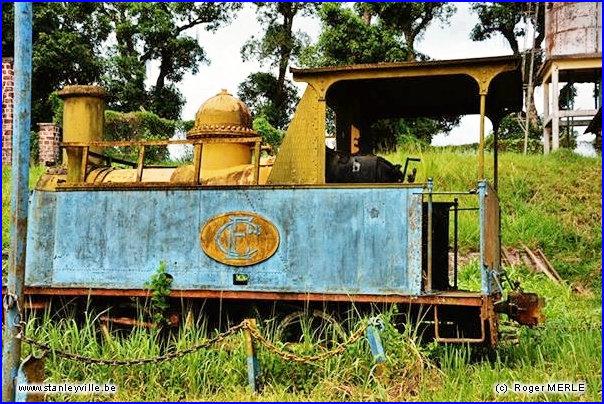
<box><xmin>384</xmin><ymin>147</ymin><xmax>602</xmax><ymax>288</ymax></box>
<box><xmin>2</xmin><ymin>165</ymin><xmax>46</xmax><ymax>251</ymax></box>
<box><xmin>4</xmin><ymin>148</ymin><xmax>603</xmax><ymax>401</ymax></box>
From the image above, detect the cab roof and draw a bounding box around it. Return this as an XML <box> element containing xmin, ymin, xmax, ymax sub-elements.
<box><xmin>290</xmin><ymin>55</ymin><xmax>523</xmax><ymax>121</ymax></box>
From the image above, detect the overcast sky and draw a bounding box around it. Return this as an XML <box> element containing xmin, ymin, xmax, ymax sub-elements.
<box><xmin>155</xmin><ymin>3</ymin><xmax>595</xmax><ymax>146</ymax></box>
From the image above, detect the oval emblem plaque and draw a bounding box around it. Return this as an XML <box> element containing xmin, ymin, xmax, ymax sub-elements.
<box><xmin>200</xmin><ymin>211</ymin><xmax>280</xmax><ymax>267</ymax></box>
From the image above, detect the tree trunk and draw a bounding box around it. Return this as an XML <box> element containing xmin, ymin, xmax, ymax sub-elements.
<box><xmin>526</xmin><ymin>86</ymin><xmax>540</xmax><ymax>129</ymax></box>
<box><xmin>404</xmin><ymin>32</ymin><xmax>416</xmax><ymax>61</ymax></box>
<box><xmin>155</xmin><ymin>50</ymin><xmax>170</xmax><ymax>94</ymax></box>
<box><xmin>276</xmin><ymin>12</ymin><xmax>294</xmax><ymax>122</ymax></box>
<box><xmin>362</xmin><ymin>9</ymin><xmax>372</xmax><ymax>26</ymax></box>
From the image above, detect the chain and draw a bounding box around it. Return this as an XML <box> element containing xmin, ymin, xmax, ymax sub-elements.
<box><xmin>19</xmin><ymin>321</ymin><xmax>246</xmax><ymax>366</ymax></box>
<box><xmin>17</xmin><ymin>317</ymin><xmax>373</xmax><ymax>366</ymax></box>
<box><xmin>243</xmin><ymin>318</ymin><xmax>369</xmax><ymax>364</ymax></box>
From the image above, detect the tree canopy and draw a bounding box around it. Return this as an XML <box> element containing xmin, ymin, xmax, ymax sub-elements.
<box><xmin>300</xmin><ymin>2</ymin><xmax>409</xmax><ymax>66</ymax></box>
<box><xmin>470</xmin><ymin>2</ymin><xmax>544</xmax><ymax>55</ymax></box>
<box><xmin>356</xmin><ymin>2</ymin><xmax>456</xmax><ymax>61</ymax></box>
<box><xmin>105</xmin><ymin>2</ymin><xmax>241</xmax><ymax>119</ymax></box>
<box><xmin>301</xmin><ymin>2</ymin><xmax>459</xmax><ymax>151</ymax></box>
<box><xmin>237</xmin><ymin>72</ymin><xmax>299</xmax><ymax>130</ymax></box>
<box><xmin>471</xmin><ymin>2</ymin><xmax>545</xmax><ymax>138</ymax></box>
<box><xmin>3</xmin><ymin>2</ymin><xmax>111</xmax><ymax>124</ymax></box>
<box><xmin>239</xmin><ymin>2</ymin><xmax>319</xmax><ymax>130</ymax></box>
<box><xmin>2</xmin><ymin>2</ymin><xmax>241</xmax><ymax>124</ymax></box>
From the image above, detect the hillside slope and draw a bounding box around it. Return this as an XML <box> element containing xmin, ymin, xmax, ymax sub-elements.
<box><xmin>385</xmin><ymin>148</ymin><xmax>602</xmax><ymax>288</ymax></box>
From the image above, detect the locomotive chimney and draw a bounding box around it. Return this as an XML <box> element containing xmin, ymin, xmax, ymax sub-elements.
<box><xmin>57</xmin><ymin>85</ymin><xmax>106</xmax><ymax>182</ymax></box>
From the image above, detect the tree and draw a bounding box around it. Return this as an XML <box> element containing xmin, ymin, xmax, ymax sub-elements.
<box><xmin>470</xmin><ymin>2</ymin><xmax>544</xmax><ymax>55</ymax></box>
<box><xmin>106</xmin><ymin>2</ymin><xmax>241</xmax><ymax>119</ymax></box>
<box><xmin>237</xmin><ymin>72</ymin><xmax>299</xmax><ymax>130</ymax></box>
<box><xmin>301</xmin><ymin>3</ymin><xmax>459</xmax><ymax>151</ymax></box>
<box><xmin>300</xmin><ymin>3</ymin><xmax>408</xmax><ymax>66</ymax></box>
<box><xmin>2</xmin><ymin>2</ymin><xmax>241</xmax><ymax>125</ymax></box>
<box><xmin>470</xmin><ymin>2</ymin><xmax>545</xmax><ymax>133</ymax></box>
<box><xmin>252</xmin><ymin>115</ymin><xmax>285</xmax><ymax>151</ymax></box>
<box><xmin>2</xmin><ymin>2</ymin><xmax>111</xmax><ymax>125</ymax></box>
<box><xmin>241</xmin><ymin>2</ymin><xmax>320</xmax><ymax>126</ymax></box>
<box><xmin>359</xmin><ymin>2</ymin><xmax>457</xmax><ymax>61</ymax></box>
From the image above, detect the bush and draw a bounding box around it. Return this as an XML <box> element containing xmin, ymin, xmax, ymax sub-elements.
<box><xmin>253</xmin><ymin>115</ymin><xmax>285</xmax><ymax>152</ymax></box>
<box><xmin>486</xmin><ymin>135</ymin><xmax>543</xmax><ymax>153</ymax></box>
<box><xmin>104</xmin><ymin>110</ymin><xmax>193</xmax><ymax>163</ymax></box>
<box><xmin>484</xmin><ymin>114</ymin><xmax>543</xmax><ymax>153</ymax></box>
<box><xmin>29</xmin><ymin>130</ymin><xmax>39</xmax><ymax>164</ymax></box>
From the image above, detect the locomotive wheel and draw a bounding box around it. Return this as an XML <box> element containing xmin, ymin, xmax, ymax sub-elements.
<box><xmin>274</xmin><ymin>309</ymin><xmax>346</xmax><ymax>347</ymax></box>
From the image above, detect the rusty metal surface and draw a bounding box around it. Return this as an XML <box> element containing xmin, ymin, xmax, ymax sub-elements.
<box><xmin>433</xmin><ymin>295</ymin><xmax>498</xmax><ymax>345</ymax></box>
<box><xmin>484</xmin><ymin>182</ymin><xmax>501</xmax><ymax>274</ymax></box>
<box><xmin>100</xmin><ymin>315</ymin><xmax>159</xmax><ymax>329</ymax></box>
<box><xmin>484</xmin><ymin>296</ymin><xmax>499</xmax><ymax>346</ymax></box>
<box><xmin>496</xmin><ymin>290</ymin><xmax>546</xmax><ymax>327</ymax></box>
<box><xmin>545</xmin><ymin>2</ymin><xmax>602</xmax><ymax>57</ymax></box>
<box><xmin>9</xmin><ymin>287</ymin><xmax>486</xmax><ymax>307</ymax></box>
<box><xmin>53</xmin><ymin>182</ymin><xmax>425</xmax><ymax>191</ymax></box>
<box><xmin>200</xmin><ymin>211</ymin><xmax>280</xmax><ymax>267</ymax></box>
<box><xmin>479</xmin><ymin>181</ymin><xmax>500</xmax><ymax>295</ymax></box>
<box><xmin>25</xmin><ymin>187</ymin><xmax>423</xmax><ymax>296</ymax></box>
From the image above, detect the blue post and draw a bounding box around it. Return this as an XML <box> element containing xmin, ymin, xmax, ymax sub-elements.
<box><xmin>365</xmin><ymin>325</ymin><xmax>386</xmax><ymax>364</ymax></box>
<box><xmin>2</xmin><ymin>2</ymin><xmax>32</xmax><ymax>402</ymax></box>
<box><xmin>478</xmin><ymin>180</ymin><xmax>489</xmax><ymax>295</ymax></box>
<box><xmin>366</xmin><ymin>324</ymin><xmax>386</xmax><ymax>378</ymax></box>
<box><xmin>243</xmin><ymin>319</ymin><xmax>259</xmax><ymax>392</ymax></box>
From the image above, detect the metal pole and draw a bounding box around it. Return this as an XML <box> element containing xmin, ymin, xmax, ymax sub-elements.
<box><xmin>523</xmin><ymin>2</ymin><xmax>539</xmax><ymax>155</ymax></box>
<box><xmin>426</xmin><ymin>178</ymin><xmax>433</xmax><ymax>292</ymax></box>
<box><xmin>493</xmin><ymin>123</ymin><xmax>499</xmax><ymax>191</ymax></box>
<box><xmin>453</xmin><ymin>198</ymin><xmax>459</xmax><ymax>289</ymax></box>
<box><xmin>478</xmin><ymin>94</ymin><xmax>486</xmax><ymax>179</ymax></box>
<box><xmin>2</xmin><ymin>2</ymin><xmax>32</xmax><ymax>401</ymax></box>
<box><xmin>478</xmin><ymin>181</ymin><xmax>489</xmax><ymax>295</ymax></box>
<box><xmin>551</xmin><ymin>66</ymin><xmax>560</xmax><ymax>150</ymax></box>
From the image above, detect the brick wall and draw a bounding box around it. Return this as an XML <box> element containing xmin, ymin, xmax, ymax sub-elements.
<box><xmin>38</xmin><ymin>123</ymin><xmax>60</xmax><ymax>165</ymax></box>
<box><xmin>2</xmin><ymin>57</ymin><xmax>14</xmax><ymax>165</ymax></box>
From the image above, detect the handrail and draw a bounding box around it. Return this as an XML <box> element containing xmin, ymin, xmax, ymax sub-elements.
<box><xmin>61</xmin><ymin>136</ymin><xmax>261</xmax><ymax>147</ymax></box>
<box><xmin>62</xmin><ymin>136</ymin><xmax>263</xmax><ymax>185</ymax></box>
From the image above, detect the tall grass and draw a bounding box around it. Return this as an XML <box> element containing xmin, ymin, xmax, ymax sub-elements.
<box><xmin>2</xmin><ymin>165</ymin><xmax>46</xmax><ymax>250</ymax></box>
<box><xmin>23</xmin><ymin>306</ymin><xmax>439</xmax><ymax>402</ymax></box>
<box><xmin>21</xmin><ymin>277</ymin><xmax>601</xmax><ymax>402</ymax></box>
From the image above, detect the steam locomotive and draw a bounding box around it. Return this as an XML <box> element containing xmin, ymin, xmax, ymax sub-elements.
<box><xmin>20</xmin><ymin>55</ymin><xmax>544</xmax><ymax>345</ymax></box>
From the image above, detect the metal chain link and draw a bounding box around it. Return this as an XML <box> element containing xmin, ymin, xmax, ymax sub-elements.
<box><xmin>17</xmin><ymin>317</ymin><xmax>373</xmax><ymax>366</ymax></box>
<box><xmin>19</xmin><ymin>321</ymin><xmax>246</xmax><ymax>366</ymax></box>
<box><xmin>243</xmin><ymin>318</ymin><xmax>369</xmax><ymax>364</ymax></box>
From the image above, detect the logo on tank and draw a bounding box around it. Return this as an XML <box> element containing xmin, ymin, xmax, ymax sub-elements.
<box><xmin>200</xmin><ymin>211</ymin><xmax>279</xmax><ymax>266</ymax></box>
